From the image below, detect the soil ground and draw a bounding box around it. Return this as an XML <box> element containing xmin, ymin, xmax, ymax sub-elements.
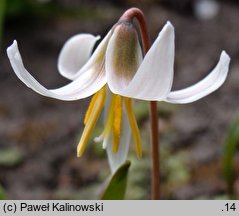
<box><xmin>0</xmin><ymin>1</ymin><xmax>239</xmax><ymax>199</ymax></box>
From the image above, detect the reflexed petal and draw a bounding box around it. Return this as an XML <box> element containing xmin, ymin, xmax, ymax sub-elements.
<box><xmin>7</xmin><ymin>38</ymin><xmax>108</xmax><ymax>100</ymax></box>
<box><xmin>58</xmin><ymin>34</ymin><xmax>100</xmax><ymax>80</ymax></box>
<box><xmin>165</xmin><ymin>51</ymin><xmax>230</xmax><ymax>104</ymax></box>
<box><xmin>106</xmin><ymin>22</ymin><xmax>143</xmax><ymax>94</ymax></box>
<box><xmin>107</xmin><ymin>21</ymin><xmax>175</xmax><ymax>101</ymax></box>
<box><xmin>106</xmin><ymin>105</ymin><xmax>131</xmax><ymax>173</ymax></box>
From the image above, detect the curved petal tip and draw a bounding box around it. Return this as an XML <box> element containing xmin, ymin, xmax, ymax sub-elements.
<box><xmin>165</xmin><ymin>21</ymin><xmax>174</xmax><ymax>30</ymax></box>
<box><xmin>7</xmin><ymin>39</ymin><xmax>107</xmax><ymax>101</ymax></box>
<box><xmin>166</xmin><ymin>50</ymin><xmax>231</xmax><ymax>104</ymax></box>
<box><xmin>221</xmin><ymin>50</ymin><xmax>231</xmax><ymax>65</ymax></box>
<box><xmin>7</xmin><ymin>40</ymin><xmax>18</xmax><ymax>58</ymax></box>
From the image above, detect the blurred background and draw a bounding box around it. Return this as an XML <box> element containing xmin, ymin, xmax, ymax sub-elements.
<box><xmin>0</xmin><ymin>0</ymin><xmax>239</xmax><ymax>199</ymax></box>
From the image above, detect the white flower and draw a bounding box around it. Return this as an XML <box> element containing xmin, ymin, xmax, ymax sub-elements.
<box><xmin>7</xmin><ymin>21</ymin><xmax>230</xmax><ymax>172</ymax></box>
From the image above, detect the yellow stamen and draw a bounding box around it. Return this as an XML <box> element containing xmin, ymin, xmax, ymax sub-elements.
<box><xmin>77</xmin><ymin>87</ymin><xmax>106</xmax><ymax>157</ymax></box>
<box><xmin>95</xmin><ymin>94</ymin><xmax>116</xmax><ymax>148</ymax></box>
<box><xmin>112</xmin><ymin>95</ymin><xmax>122</xmax><ymax>153</ymax></box>
<box><xmin>84</xmin><ymin>92</ymin><xmax>99</xmax><ymax>125</ymax></box>
<box><xmin>124</xmin><ymin>97</ymin><xmax>142</xmax><ymax>159</ymax></box>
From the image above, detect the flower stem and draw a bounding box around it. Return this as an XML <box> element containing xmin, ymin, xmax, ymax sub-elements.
<box><xmin>149</xmin><ymin>101</ymin><xmax>160</xmax><ymax>199</ymax></box>
<box><xmin>120</xmin><ymin>8</ymin><xmax>160</xmax><ymax>199</ymax></box>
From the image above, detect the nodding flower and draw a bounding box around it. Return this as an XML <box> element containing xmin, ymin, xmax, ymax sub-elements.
<box><xmin>7</xmin><ymin>8</ymin><xmax>230</xmax><ymax>172</ymax></box>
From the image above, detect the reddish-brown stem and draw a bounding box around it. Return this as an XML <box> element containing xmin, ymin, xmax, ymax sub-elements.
<box><xmin>120</xmin><ymin>8</ymin><xmax>160</xmax><ymax>200</ymax></box>
<box><xmin>119</xmin><ymin>8</ymin><xmax>150</xmax><ymax>53</ymax></box>
<box><xmin>149</xmin><ymin>102</ymin><xmax>160</xmax><ymax>199</ymax></box>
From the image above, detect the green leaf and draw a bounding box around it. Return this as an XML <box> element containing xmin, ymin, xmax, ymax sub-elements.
<box><xmin>0</xmin><ymin>185</ymin><xmax>6</xmax><ymax>200</ymax></box>
<box><xmin>0</xmin><ymin>148</ymin><xmax>24</xmax><ymax>167</ymax></box>
<box><xmin>223</xmin><ymin>114</ymin><xmax>239</xmax><ymax>196</ymax></box>
<box><xmin>100</xmin><ymin>160</ymin><xmax>131</xmax><ymax>200</ymax></box>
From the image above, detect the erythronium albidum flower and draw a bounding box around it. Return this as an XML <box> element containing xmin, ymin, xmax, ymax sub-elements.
<box><xmin>7</xmin><ymin>9</ymin><xmax>230</xmax><ymax>172</ymax></box>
